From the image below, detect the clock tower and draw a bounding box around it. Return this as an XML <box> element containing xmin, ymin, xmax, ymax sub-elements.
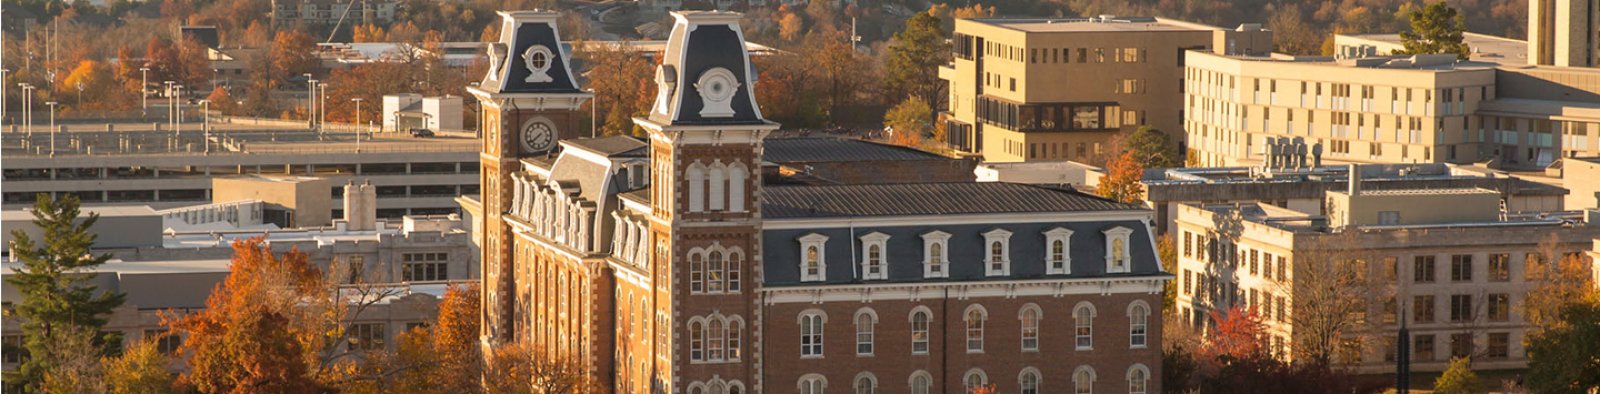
<box><xmin>468</xmin><ymin>10</ymin><xmax>591</xmax><ymax>344</ymax></box>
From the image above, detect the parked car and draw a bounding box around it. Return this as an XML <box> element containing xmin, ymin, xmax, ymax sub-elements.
<box><xmin>409</xmin><ymin>128</ymin><xmax>435</xmax><ymax>138</ymax></box>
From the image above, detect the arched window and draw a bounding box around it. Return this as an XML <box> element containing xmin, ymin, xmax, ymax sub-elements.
<box><xmin>990</xmin><ymin>241</ymin><xmax>1004</xmax><ymax>262</ymax></box>
<box><xmin>707</xmin><ymin>250</ymin><xmax>725</xmax><ymax>293</ymax></box>
<box><xmin>1127</xmin><ymin>364</ymin><xmax>1150</xmax><ymax>394</ymax></box>
<box><xmin>727</xmin><ymin>250</ymin><xmax>742</xmax><ymax>293</ymax></box>
<box><xmin>1073</xmin><ymin>366</ymin><xmax>1096</xmax><ymax>394</ymax></box>
<box><xmin>1112</xmin><ymin>238</ymin><xmax>1127</xmax><ymax>270</ymax></box>
<box><xmin>1129</xmin><ymin>302</ymin><xmax>1149</xmax><ymax>348</ymax></box>
<box><xmin>708</xmin><ymin>164</ymin><xmax>726</xmax><ymax>211</ymax></box>
<box><xmin>867</xmin><ymin>245</ymin><xmax>883</xmax><ymax>276</ymax></box>
<box><xmin>707</xmin><ymin>317</ymin><xmax>725</xmax><ymax>361</ymax></box>
<box><xmin>800</xmin><ymin>233</ymin><xmax>828</xmax><ymax>282</ymax></box>
<box><xmin>728</xmin><ymin>162</ymin><xmax>748</xmax><ymax>212</ymax></box>
<box><xmin>689</xmin><ymin>320</ymin><xmax>705</xmax><ymax>361</ymax></box>
<box><xmin>929</xmin><ymin>243</ymin><xmax>945</xmax><ymax>273</ymax></box>
<box><xmin>1075</xmin><ymin>302</ymin><xmax>1096</xmax><ymax>350</ymax></box>
<box><xmin>922</xmin><ymin>231</ymin><xmax>950</xmax><ymax>278</ymax></box>
<box><xmin>805</xmin><ymin>246</ymin><xmax>821</xmax><ymax>278</ymax></box>
<box><xmin>799</xmin><ymin>374</ymin><xmax>827</xmax><ymax>394</ymax></box>
<box><xmin>727</xmin><ymin>318</ymin><xmax>742</xmax><ymax>361</ymax></box>
<box><xmin>910</xmin><ymin>309</ymin><xmax>931</xmax><ymax>354</ymax></box>
<box><xmin>855</xmin><ymin>309</ymin><xmax>876</xmax><ymax>355</ymax></box>
<box><xmin>963</xmin><ymin>369</ymin><xmax>988</xmax><ymax>392</ymax></box>
<box><xmin>800</xmin><ymin>311</ymin><xmax>825</xmax><ymax>357</ymax></box>
<box><xmin>984</xmin><ymin>229</ymin><xmax>1012</xmax><ymax>276</ymax></box>
<box><xmin>1020</xmin><ymin>305</ymin><xmax>1041</xmax><ymax>351</ymax></box>
<box><xmin>687</xmin><ymin>163</ymin><xmax>706</xmax><ymax>212</ymax></box>
<box><xmin>690</xmin><ymin>251</ymin><xmax>705</xmax><ymax>293</ymax></box>
<box><xmin>1051</xmin><ymin>240</ymin><xmax>1066</xmax><ymax>268</ymax></box>
<box><xmin>966</xmin><ymin>306</ymin><xmax>987</xmax><ymax>353</ymax></box>
<box><xmin>860</xmin><ymin>232</ymin><xmax>890</xmax><ymax>280</ymax></box>
<box><xmin>854</xmin><ymin>373</ymin><xmax>877</xmax><ymax>394</ymax></box>
<box><xmin>1019</xmin><ymin>368</ymin><xmax>1042</xmax><ymax>394</ymax></box>
<box><xmin>909</xmin><ymin>371</ymin><xmax>933</xmax><ymax>394</ymax></box>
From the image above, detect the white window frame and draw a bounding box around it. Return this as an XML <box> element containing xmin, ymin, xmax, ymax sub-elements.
<box><xmin>853</xmin><ymin>372</ymin><xmax>877</xmax><ymax>394</ymax></box>
<box><xmin>1127</xmin><ymin>364</ymin><xmax>1151</xmax><ymax>394</ymax></box>
<box><xmin>921</xmin><ymin>231</ymin><xmax>951</xmax><ymax>278</ymax></box>
<box><xmin>1128</xmin><ymin>301</ymin><xmax>1150</xmax><ymax>349</ymax></box>
<box><xmin>1044</xmin><ymin>227</ymin><xmax>1074</xmax><ymax>275</ymax></box>
<box><xmin>909</xmin><ymin>307</ymin><xmax>932</xmax><ymax>355</ymax></box>
<box><xmin>799</xmin><ymin>233</ymin><xmax>829</xmax><ymax>282</ymax></box>
<box><xmin>1019</xmin><ymin>303</ymin><xmax>1042</xmax><ymax>352</ymax></box>
<box><xmin>687</xmin><ymin>162</ymin><xmax>707</xmax><ymax>212</ymax></box>
<box><xmin>798</xmin><ymin>374</ymin><xmax>828</xmax><ymax>394</ymax></box>
<box><xmin>964</xmin><ymin>304</ymin><xmax>987</xmax><ymax>353</ymax></box>
<box><xmin>1103</xmin><ymin>227</ymin><xmax>1134</xmax><ymax>273</ymax></box>
<box><xmin>983</xmin><ymin>229</ymin><xmax>1013</xmax><ymax>276</ymax></box>
<box><xmin>908</xmin><ymin>371</ymin><xmax>933</xmax><ymax>394</ymax></box>
<box><xmin>1073</xmin><ymin>366</ymin><xmax>1096</xmax><ymax>394</ymax></box>
<box><xmin>1074</xmin><ymin>301</ymin><xmax>1096</xmax><ymax>350</ymax></box>
<box><xmin>799</xmin><ymin>310</ymin><xmax>826</xmax><ymax>358</ymax></box>
<box><xmin>859</xmin><ymin>232</ymin><xmax>890</xmax><ymax>281</ymax></box>
<box><xmin>855</xmin><ymin>308</ymin><xmax>877</xmax><ymax>356</ymax></box>
<box><xmin>963</xmin><ymin>368</ymin><xmax>988</xmax><ymax>392</ymax></box>
<box><xmin>1019</xmin><ymin>367</ymin><xmax>1043</xmax><ymax>394</ymax></box>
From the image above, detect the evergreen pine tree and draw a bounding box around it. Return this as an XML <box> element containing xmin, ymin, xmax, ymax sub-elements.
<box><xmin>1397</xmin><ymin>2</ymin><xmax>1470</xmax><ymax>60</ymax></box>
<box><xmin>4</xmin><ymin>194</ymin><xmax>127</xmax><ymax>392</ymax></box>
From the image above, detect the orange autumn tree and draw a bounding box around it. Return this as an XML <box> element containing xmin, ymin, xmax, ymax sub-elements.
<box><xmin>386</xmin><ymin>283</ymin><xmax>483</xmax><ymax>391</ymax></box>
<box><xmin>1199</xmin><ymin>306</ymin><xmax>1269</xmax><ymax>362</ymax></box>
<box><xmin>1097</xmin><ymin>151</ymin><xmax>1146</xmax><ymax>204</ymax></box>
<box><xmin>167</xmin><ymin>238</ymin><xmax>334</xmax><ymax>392</ymax></box>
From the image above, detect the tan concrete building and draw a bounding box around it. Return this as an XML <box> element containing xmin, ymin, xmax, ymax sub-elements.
<box><xmin>1333</xmin><ymin>32</ymin><xmax>1531</xmax><ymax>65</ymax></box>
<box><xmin>1172</xmin><ymin>180</ymin><xmax>1600</xmax><ymax>373</ymax></box>
<box><xmin>1183</xmin><ymin>49</ymin><xmax>1600</xmax><ymax>169</ymax></box>
<box><xmin>1561</xmin><ymin>157</ymin><xmax>1600</xmax><ymax>209</ymax></box>
<box><xmin>1530</xmin><ymin>0</ymin><xmax>1599</xmax><ymax>68</ymax></box>
<box><xmin>940</xmin><ymin>16</ymin><xmax>1271</xmax><ymax>163</ymax></box>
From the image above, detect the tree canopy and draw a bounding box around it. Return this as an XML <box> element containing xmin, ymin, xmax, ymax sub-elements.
<box><xmin>4</xmin><ymin>194</ymin><xmax>127</xmax><ymax>392</ymax></box>
<box><xmin>1433</xmin><ymin>357</ymin><xmax>1485</xmax><ymax>394</ymax></box>
<box><xmin>1097</xmin><ymin>151</ymin><xmax>1146</xmax><ymax>204</ymax></box>
<box><xmin>1396</xmin><ymin>2</ymin><xmax>1470</xmax><ymax>60</ymax></box>
<box><xmin>883</xmin><ymin>12</ymin><xmax>948</xmax><ymax>111</ymax></box>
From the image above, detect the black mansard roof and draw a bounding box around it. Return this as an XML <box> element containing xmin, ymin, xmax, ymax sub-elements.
<box><xmin>565</xmin><ymin>136</ymin><xmax>648</xmax><ymax>157</ymax></box>
<box><xmin>764</xmin><ymin>137</ymin><xmax>952</xmax><ymax>163</ymax></box>
<box><xmin>763</xmin><ymin>182</ymin><xmax>1141</xmax><ymax>219</ymax></box>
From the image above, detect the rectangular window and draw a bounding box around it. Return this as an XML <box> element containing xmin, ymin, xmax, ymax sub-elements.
<box><xmin>856</xmin><ymin>318</ymin><xmax>874</xmax><ymax>355</ymax></box>
<box><xmin>1414</xmin><ymin>256</ymin><xmax>1437</xmax><ymax>283</ymax></box>
<box><xmin>1488</xmin><ymin>293</ymin><xmax>1510</xmax><ymax>322</ymax></box>
<box><xmin>1487</xmin><ymin>332</ymin><xmax>1510</xmax><ymax>359</ymax></box>
<box><xmin>1415</xmin><ymin>295</ymin><xmax>1436</xmax><ymax>323</ymax></box>
<box><xmin>801</xmin><ymin>314</ymin><xmax>824</xmax><ymax>357</ymax></box>
<box><xmin>1451</xmin><ymin>254</ymin><xmax>1473</xmax><ymax>282</ymax></box>
<box><xmin>1451</xmin><ymin>294</ymin><xmax>1474</xmax><ymax>322</ymax></box>
<box><xmin>1450</xmin><ymin>333</ymin><xmax>1474</xmax><ymax>358</ymax></box>
<box><xmin>911</xmin><ymin>313</ymin><xmax>930</xmax><ymax>354</ymax></box>
<box><xmin>402</xmin><ymin>252</ymin><xmax>449</xmax><ymax>282</ymax></box>
<box><xmin>348</xmin><ymin>323</ymin><xmax>386</xmax><ymax>351</ymax></box>
<box><xmin>1415</xmin><ymin>334</ymin><xmax>1436</xmax><ymax>362</ymax></box>
<box><xmin>2</xmin><ymin>335</ymin><xmax>24</xmax><ymax>364</ymax></box>
<box><xmin>1489</xmin><ymin>254</ymin><xmax>1510</xmax><ymax>282</ymax></box>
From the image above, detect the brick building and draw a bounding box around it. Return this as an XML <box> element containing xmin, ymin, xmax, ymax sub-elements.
<box><xmin>470</xmin><ymin>10</ymin><xmax>1170</xmax><ymax>393</ymax></box>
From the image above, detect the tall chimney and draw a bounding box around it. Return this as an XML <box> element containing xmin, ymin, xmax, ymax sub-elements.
<box><xmin>1347</xmin><ymin>164</ymin><xmax>1361</xmax><ymax>196</ymax></box>
<box><xmin>343</xmin><ymin>180</ymin><xmax>378</xmax><ymax>231</ymax></box>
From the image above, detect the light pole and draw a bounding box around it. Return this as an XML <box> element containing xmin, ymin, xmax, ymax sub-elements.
<box><xmin>199</xmin><ymin>99</ymin><xmax>211</xmax><ymax>154</ymax></box>
<box><xmin>20</xmin><ymin>83</ymin><xmax>34</xmax><ymax>136</ymax></box>
<box><xmin>139</xmin><ymin>67</ymin><xmax>149</xmax><ymax>115</ymax></box>
<box><xmin>163</xmin><ymin>80</ymin><xmax>175</xmax><ymax>131</ymax></box>
<box><xmin>1</xmin><ymin>68</ymin><xmax>9</xmax><ymax>127</ymax></box>
<box><xmin>305</xmin><ymin>74</ymin><xmax>316</xmax><ymax>131</ymax></box>
<box><xmin>174</xmin><ymin>85</ymin><xmax>184</xmax><ymax>136</ymax></box>
<box><xmin>351</xmin><ymin>97</ymin><xmax>364</xmax><ymax>151</ymax></box>
<box><xmin>45</xmin><ymin>101</ymin><xmax>57</xmax><ymax>157</ymax></box>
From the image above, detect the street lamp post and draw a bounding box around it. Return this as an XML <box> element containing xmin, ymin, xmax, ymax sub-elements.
<box><xmin>1</xmin><ymin>68</ymin><xmax>9</xmax><ymax>127</ymax></box>
<box><xmin>199</xmin><ymin>99</ymin><xmax>211</xmax><ymax>154</ymax></box>
<box><xmin>305</xmin><ymin>74</ymin><xmax>317</xmax><ymax>131</ymax></box>
<box><xmin>174</xmin><ymin>85</ymin><xmax>184</xmax><ymax>136</ymax></box>
<box><xmin>319</xmin><ymin>83</ymin><xmax>327</xmax><ymax>135</ymax></box>
<box><xmin>139</xmin><ymin>67</ymin><xmax>149</xmax><ymax>115</ymax></box>
<box><xmin>20</xmin><ymin>84</ymin><xmax>35</xmax><ymax>136</ymax></box>
<box><xmin>352</xmin><ymin>97</ymin><xmax>364</xmax><ymax>152</ymax></box>
<box><xmin>163</xmin><ymin>81</ymin><xmax>175</xmax><ymax>131</ymax></box>
<box><xmin>45</xmin><ymin>101</ymin><xmax>57</xmax><ymax>157</ymax></box>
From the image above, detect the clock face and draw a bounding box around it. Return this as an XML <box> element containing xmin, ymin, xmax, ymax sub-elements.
<box><xmin>522</xmin><ymin>120</ymin><xmax>555</xmax><ymax>153</ymax></box>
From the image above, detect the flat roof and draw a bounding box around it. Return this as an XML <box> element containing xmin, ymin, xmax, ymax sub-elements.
<box><xmin>764</xmin><ymin>137</ymin><xmax>953</xmax><ymax>163</ymax></box>
<box><xmin>968</xmin><ymin>16</ymin><xmax>1211</xmax><ymax>33</ymax></box>
<box><xmin>2</xmin><ymin>205</ymin><xmax>158</xmax><ymax>221</ymax></box>
<box><xmin>1340</xmin><ymin>32</ymin><xmax>1528</xmax><ymax>65</ymax></box>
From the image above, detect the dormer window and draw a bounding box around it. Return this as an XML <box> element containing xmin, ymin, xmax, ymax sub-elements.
<box><xmin>799</xmin><ymin>233</ymin><xmax>829</xmax><ymax>282</ymax></box>
<box><xmin>983</xmin><ymin>229</ymin><xmax>1013</xmax><ymax>276</ymax></box>
<box><xmin>1044</xmin><ymin>228</ymin><xmax>1074</xmax><ymax>275</ymax></box>
<box><xmin>921</xmin><ymin>231</ymin><xmax>951</xmax><ymax>278</ymax></box>
<box><xmin>1104</xmin><ymin>227</ymin><xmax>1134</xmax><ymax>273</ymax></box>
<box><xmin>859</xmin><ymin>232</ymin><xmax>890</xmax><ymax>281</ymax></box>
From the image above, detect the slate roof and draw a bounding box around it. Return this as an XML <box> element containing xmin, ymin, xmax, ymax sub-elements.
<box><xmin>565</xmin><ymin>136</ymin><xmax>648</xmax><ymax>157</ymax></box>
<box><xmin>764</xmin><ymin>137</ymin><xmax>949</xmax><ymax>163</ymax></box>
<box><xmin>763</xmin><ymin>182</ymin><xmax>1140</xmax><ymax>219</ymax></box>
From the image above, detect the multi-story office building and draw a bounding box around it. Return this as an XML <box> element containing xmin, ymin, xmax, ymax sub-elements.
<box><xmin>1138</xmin><ymin>163</ymin><xmax>1567</xmax><ymax>234</ymax></box>
<box><xmin>271</xmin><ymin>0</ymin><xmax>396</xmax><ymax>26</ymax></box>
<box><xmin>472</xmin><ymin>11</ymin><xmax>1170</xmax><ymax>393</ymax></box>
<box><xmin>1172</xmin><ymin>171</ymin><xmax>1600</xmax><ymax>373</ymax></box>
<box><xmin>940</xmin><ymin>16</ymin><xmax>1271</xmax><ymax>163</ymax></box>
<box><xmin>1</xmin><ymin>130</ymin><xmax>479</xmax><ymax>219</ymax></box>
<box><xmin>1529</xmin><ymin>0</ymin><xmax>1599</xmax><ymax>68</ymax></box>
<box><xmin>1187</xmin><ymin>32</ymin><xmax>1600</xmax><ymax>169</ymax></box>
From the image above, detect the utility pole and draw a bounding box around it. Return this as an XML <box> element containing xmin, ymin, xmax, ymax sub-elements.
<box><xmin>199</xmin><ymin>99</ymin><xmax>211</xmax><ymax>154</ymax></box>
<box><xmin>319</xmin><ymin>83</ymin><xmax>327</xmax><ymax>134</ymax></box>
<box><xmin>174</xmin><ymin>85</ymin><xmax>184</xmax><ymax>136</ymax></box>
<box><xmin>352</xmin><ymin>98</ymin><xmax>363</xmax><ymax>153</ymax></box>
<box><xmin>1</xmin><ymin>69</ymin><xmax>8</xmax><ymax>128</ymax></box>
<box><xmin>164</xmin><ymin>81</ymin><xmax>175</xmax><ymax>132</ymax></box>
